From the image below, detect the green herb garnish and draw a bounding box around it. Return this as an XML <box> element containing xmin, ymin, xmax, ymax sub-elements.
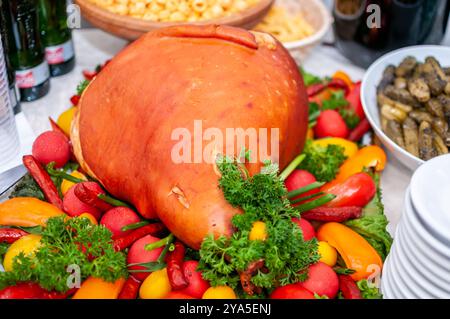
<box><xmin>76</xmin><ymin>80</ymin><xmax>90</xmax><ymax>96</ymax></box>
<box><xmin>198</xmin><ymin>157</ymin><xmax>320</xmax><ymax>296</ymax></box>
<box><xmin>0</xmin><ymin>216</ymin><xmax>128</xmax><ymax>292</ymax></box>
<box><xmin>298</xmin><ymin>140</ymin><xmax>347</xmax><ymax>182</ymax></box>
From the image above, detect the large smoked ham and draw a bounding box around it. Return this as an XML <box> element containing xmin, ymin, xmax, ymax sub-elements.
<box><xmin>71</xmin><ymin>25</ymin><xmax>308</xmax><ymax>248</ymax></box>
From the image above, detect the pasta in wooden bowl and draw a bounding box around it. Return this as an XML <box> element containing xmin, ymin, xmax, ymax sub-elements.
<box><xmin>75</xmin><ymin>0</ymin><xmax>274</xmax><ymax>40</ymax></box>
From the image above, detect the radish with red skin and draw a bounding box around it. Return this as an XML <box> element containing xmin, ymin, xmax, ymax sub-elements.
<box><xmin>314</xmin><ymin>110</ymin><xmax>349</xmax><ymax>139</ymax></box>
<box><xmin>127</xmin><ymin>235</ymin><xmax>164</xmax><ymax>281</ymax></box>
<box><xmin>270</xmin><ymin>283</ymin><xmax>315</xmax><ymax>299</ymax></box>
<box><xmin>284</xmin><ymin>169</ymin><xmax>319</xmax><ymax>201</ymax></box>
<box><xmin>63</xmin><ymin>185</ymin><xmax>101</xmax><ymax>220</ymax></box>
<box><xmin>299</xmin><ymin>262</ymin><xmax>339</xmax><ymax>299</ymax></box>
<box><xmin>32</xmin><ymin>131</ymin><xmax>70</xmax><ymax>168</ymax></box>
<box><xmin>178</xmin><ymin>260</ymin><xmax>210</xmax><ymax>298</ymax></box>
<box><xmin>292</xmin><ymin>218</ymin><xmax>316</xmax><ymax>241</ymax></box>
<box><xmin>100</xmin><ymin>207</ymin><xmax>141</xmax><ymax>239</ymax></box>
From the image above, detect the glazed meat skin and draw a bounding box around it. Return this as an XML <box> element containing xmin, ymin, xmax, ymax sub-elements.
<box><xmin>72</xmin><ymin>25</ymin><xmax>308</xmax><ymax>248</ymax></box>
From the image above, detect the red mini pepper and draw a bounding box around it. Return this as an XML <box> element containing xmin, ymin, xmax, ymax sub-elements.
<box><xmin>301</xmin><ymin>206</ymin><xmax>362</xmax><ymax>222</ymax></box>
<box><xmin>74</xmin><ymin>182</ymin><xmax>113</xmax><ymax>212</ymax></box>
<box><xmin>23</xmin><ymin>155</ymin><xmax>63</xmax><ymax>210</ymax></box>
<box><xmin>338</xmin><ymin>275</ymin><xmax>362</xmax><ymax>299</ymax></box>
<box><xmin>346</xmin><ymin>81</ymin><xmax>365</xmax><ymax>120</ymax></box>
<box><xmin>323</xmin><ymin>173</ymin><xmax>376</xmax><ymax>208</ymax></box>
<box><xmin>0</xmin><ymin>228</ymin><xmax>28</xmax><ymax>244</ymax></box>
<box><xmin>0</xmin><ymin>282</ymin><xmax>76</xmax><ymax>299</ymax></box>
<box><xmin>113</xmin><ymin>223</ymin><xmax>165</xmax><ymax>251</ymax></box>
<box><xmin>82</xmin><ymin>70</ymin><xmax>98</xmax><ymax>81</ymax></box>
<box><xmin>166</xmin><ymin>241</ymin><xmax>189</xmax><ymax>290</ymax></box>
<box><xmin>118</xmin><ymin>275</ymin><xmax>141</xmax><ymax>299</ymax></box>
<box><xmin>327</xmin><ymin>78</ymin><xmax>350</xmax><ymax>95</ymax></box>
<box><xmin>348</xmin><ymin>118</ymin><xmax>371</xmax><ymax>142</ymax></box>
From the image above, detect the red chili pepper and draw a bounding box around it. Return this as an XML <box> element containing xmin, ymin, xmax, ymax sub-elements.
<box><xmin>113</xmin><ymin>223</ymin><xmax>165</xmax><ymax>251</ymax></box>
<box><xmin>118</xmin><ymin>275</ymin><xmax>141</xmax><ymax>299</ymax></box>
<box><xmin>323</xmin><ymin>173</ymin><xmax>376</xmax><ymax>208</ymax></box>
<box><xmin>82</xmin><ymin>70</ymin><xmax>98</xmax><ymax>81</ymax></box>
<box><xmin>23</xmin><ymin>155</ymin><xmax>63</xmax><ymax>210</ymax></box>
<box><xmin>301</xmin><ymin>206</ymin><xmax>362</xmax><ymax>222</ymax></box>
<box><xmin>348</xmin><ymin>118</ymin><xmax>371</xmax><ymax>142</ymax></box>
<box><xmin>307</xmin><ymin>79</ymin><xmax>349</xmax><ymax>98</ymax></box>
<box><xmin>70</xmin><ymin>95</ymin><xmax>80</xmax><ymax>106</ymax></box>
<box><xmin>346</xmin><ymin>81</ymin><xmax>365</xmax><ymax>119</ymax></box>
<box><xmin>48</xmin><ymin>117</ymin><xmax>69</xmax><ymax>139</ymax></box>
<box><xmin>166</xmin><ymin>241</ymin><xmax>189</xmax><ymax>290</ymax></box>
<box><xmin>307</xmin><ymin>83</ymin><xmax>326</xmax><ymax>97</ymax></box>
<box><xmin>73</xmin><ymin>182</ymin><xmax>113</xmax><ymax>212</ymax></box>
<box><xmin>338</xmin><ymin>275</ymin><xmax>362</xmax><ymax>299</ymax></box>
<box><xmin>327</xmin><ymin>78</ymin><xmax>350</xmax><ymax>95</ymax></box>
<box><xmin>0</xmin><ymin>282</ymin><xmax>76</xmax><ymax>299</ymax></box>
<box><xmin>0</xmin><ymin>228</ymin><xmax>28</xmax><ymax>244</ymax></box>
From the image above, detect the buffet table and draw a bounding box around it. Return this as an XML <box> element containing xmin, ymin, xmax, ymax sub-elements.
<box><xmin>7</xmin><ymin>28</ymin><xmax>437</xmax><ymax>234</ymax></box>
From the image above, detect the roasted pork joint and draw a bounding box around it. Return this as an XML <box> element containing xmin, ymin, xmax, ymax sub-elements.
<box><xmin>71</xmin><ymin>25</ymin><xmax>309</xmax><ymax>248</ymax></box>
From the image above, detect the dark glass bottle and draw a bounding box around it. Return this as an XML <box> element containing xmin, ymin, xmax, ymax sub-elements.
<box><xmin>0</xmin><ymin>0</ymin><xmax>21</xmax><ymax>113</ymax></box>
<box><xmin>1</xmin><ymin>0</ymin><xmax>50</xmax><ymax>102</ymax></box>
<box><xmin>38</xmin><ymin>0</ymin><xmax>75</xmax><ymax>77</ymax></box>
<box><xmin>333</xmin><ymin>0</ymin><xmax>450</xmax><ymax>68</ymax></box>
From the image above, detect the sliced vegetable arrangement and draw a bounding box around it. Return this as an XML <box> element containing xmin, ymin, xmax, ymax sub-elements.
<box><xmin>0</xmin><ymin>66</ymin><xmax>392</xmax><ymax>299</ymax></box>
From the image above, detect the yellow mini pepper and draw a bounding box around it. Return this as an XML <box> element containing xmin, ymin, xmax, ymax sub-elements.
<box><xmin>317</xmin><ymin>222</ymin><xmax>383</xmax><ymax>281</ymax></box>
<box><xmin>0</xmin><ymin>197</ymin><xmax>66</xmax><ymax>227</ymax></box>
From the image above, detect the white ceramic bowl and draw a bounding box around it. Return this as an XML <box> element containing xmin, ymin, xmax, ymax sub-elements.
<box><xmin>277</xmin><ymin>0</ymin><xmax>332</xmax><ymax>60</ymax></box>
<box><xmin>361</xmin><ymin>45</ymin><xmax>450</xmax><ymax>171</ymax></box>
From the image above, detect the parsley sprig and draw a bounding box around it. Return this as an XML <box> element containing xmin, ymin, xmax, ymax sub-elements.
<box><xmin>198</xmin><ymin>157</ymin><xmax>320</xmax><ymax>297</ymax></box>
<box><xmin>0</xmin><ymin>216</ymin><xmax>128</xmax><ymax>292</ymax></box>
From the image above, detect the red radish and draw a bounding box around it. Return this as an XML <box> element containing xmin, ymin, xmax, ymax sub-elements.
<box><xmin>100</xmin><ymin>207</ymin><xmax>141</xmax><ymax>238</ymax></box>
<box><xmin>32</xmin><ymin>131</ymin><xmax>70</xmax><ymax>168</ymax></box>
<box><xmin>127</xmin><ymin>235</ymin><xmax>164</xmax><ymax>281</ymax></box>
<box><xmin>314</xmin><ymin>110</ymin><xmax>349</xmax><ymax>139</ymax></box>
<box><xmin>165</xmin><ymin>291</ymin><xmax>195</xmax><ymax>299</ymax></box>
<box><xmin>270</xmin><ymin>283</ymin><xmax>315</xmax><ymax>299</ymax></box>
<box><xmin>300</xmin><ymin>262</ymin><xmax>339</xmax><ymax>299</ymax></box>
<box><xmin>63</xmin><ymin>185</ymin><xmax>101</xmax><ymax>219</ymax></box>
<box><xmin>178</xmin><ymin>260</ymin><xmax>210</xmax><ymax>298</ymax></box>
<box><xmin>292</xmin><ymin>218</ymin><xmax>316</xmax><ymax>241</ymax></box>
<box><xmin>284</xmin><ymin>169</ymin><xmax>319</xmax><ymax>201</ymax></box>
<box><xmin>346</xmin><ymin>81</ymin><xmax>365</xmax><ymax>120</ymax></box>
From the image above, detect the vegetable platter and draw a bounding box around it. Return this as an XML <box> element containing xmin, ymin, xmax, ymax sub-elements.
<box><xmin>0</xmin><ymin>25</ymin><xmax>392</xmax><ymax>300</ymax></box>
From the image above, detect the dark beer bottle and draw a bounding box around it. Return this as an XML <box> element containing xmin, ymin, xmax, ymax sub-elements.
<box><xmin>1</xmin><ymin>0</ymin><xmax>50</xmax><ymax>102</ymax></box>
<box><xmin>38</xmin><ymin>0</ymin><xmax>75</xmax><ymax>77</ymax></box>
<box><xmin>0</xmin><ymin>1</ymin><xmax>21</xmax><ymax>114</ymax></box>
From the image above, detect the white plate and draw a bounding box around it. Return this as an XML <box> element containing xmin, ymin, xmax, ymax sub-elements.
<box><xmin>410</xmin><ymin>154</ymin><xmax>450</xmax><ymax>244</ymax></box>
<box><xmin>361</xmin><ymin>45</ymin><xmax>450</xmax><ymax>171</ymax></box>
<box><xmin>395</xmin><ymin>221</ymin><xmax>449</xmax><ymax>296</ymax></box>
<box><xmin>404</xmin><ymin>189</ymin><xmax>450</xmax><ymax>264</ymax></box>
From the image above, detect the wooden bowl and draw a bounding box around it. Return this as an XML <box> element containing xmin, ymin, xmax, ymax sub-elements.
<box><xmin>75</xmin><ymin>0</ymin><xmax>275</xmax><ymax>41</ymax></box>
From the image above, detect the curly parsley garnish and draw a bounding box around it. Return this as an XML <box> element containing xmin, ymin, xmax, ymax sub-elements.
<box><xmin>198</xmin><ymin>157</ymin><xmax>320</xmax><ymax>297</ymax></box>
<box><xmin>0</xmin><ymin>216</ymin><xmax>127</xmax><ymax>292</ymax></box>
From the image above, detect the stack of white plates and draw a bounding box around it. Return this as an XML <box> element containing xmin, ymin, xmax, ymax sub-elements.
<box><xmin>382</xmin><ymin>154</ymin><xmax>450</xmax><ymax>299</ymax></box>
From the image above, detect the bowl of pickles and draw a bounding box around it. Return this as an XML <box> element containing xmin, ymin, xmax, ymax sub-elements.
<box><xmin>361</xmin><ymin>46</ymin><xmax>450</xmax><ymax>171</ymax></box>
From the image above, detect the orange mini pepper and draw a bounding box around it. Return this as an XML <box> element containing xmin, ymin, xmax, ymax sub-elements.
<box><xmin>332</xmin><ymin>145</ymin><xmax>387</xmax><ymax>185</ymax></box>
<box><xmin>332</xmin><ymin>71</ymin><xmax>354</xmax><ymax>89</ymax></box>
<box><xmin>317</xmin><ymin>222</ymin><xmax>383</xmax><ymax>281</ymax></box>
<box><xmin>72</xmin><ymin>277</ymin><xmax>126</xmax><ymax>299</ymax></box>
<box><xmin>0</xmin><ymin>197</ymin><xmax>66</xmax><ymax>227</ymax></box>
